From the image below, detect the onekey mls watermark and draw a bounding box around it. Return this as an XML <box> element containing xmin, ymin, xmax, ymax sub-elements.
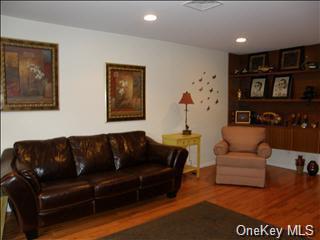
<box><xmin>236</xmin><ymin>224</ymin><xmax>314</xmax><ymax>239</ymax></box>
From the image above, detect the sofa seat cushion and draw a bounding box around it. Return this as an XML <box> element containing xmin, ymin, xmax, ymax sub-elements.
<box><xmin>83</xmin><ymin>172</ymin><xmax>140</xmax><ymax>198</ymax></box>
<box><xmin>122</xmin><ymin>163</ymin><xmax>175</xmax><ymax>188</ymax></box>
<box><xmin>216</xmin><ymin>152</ymin><xmax>265</xmax><ymax>169</ymax></box>
<box><xmin>39</xmin><ymin>179</ymin><xmax>93</xmax><ymax>211</ymax></box>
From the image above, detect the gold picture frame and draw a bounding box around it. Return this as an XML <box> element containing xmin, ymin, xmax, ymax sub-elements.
<box><xmin>235</xmin><ymin>111</ymin><xmax>251</xmax><ymax>124</ymax></box>
<box><xmin>106</xmin><ymin>63</ymin><xmax>146</xmax><ymax>122</ymax></box>
<box><xmin>1</xmin><ymin>37</ymin><xmax>59</xmax><ymax>111</ymax></box>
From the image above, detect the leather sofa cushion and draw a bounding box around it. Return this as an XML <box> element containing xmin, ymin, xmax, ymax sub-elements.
<box><xmin>122</xmin><ymin>163</ymin><xmax>175</xmax><ymax>188</ymax></box>
<box><xmin>222</xmin><ymin>126</ymin><xmax>265</xmax><ymax>153</ymax></box>
<box><xmin>39</xmin><ymin>178</ymin><xmax>93</xmax><ymax>211</ymax></box>
<box><xmin>83</xmin><ymin>172</ymin><xmax>139</xmax><ymax>198</ymax></box>
<box><xmin>216</xmin><ymin>152</ymin><xmax>266</xmax><ymax>169</ymax></box>
<box><xmin>14</xmin><ymin>137</ymin><xmax>77</xmax><ymax>181</ymax></box>
<box><xmin>69</xmin><ymin>135</ymin><xmax>114</xmax><ymax>176</ymax></box>
<box><xmin>108</xmin><ymin>131</ymin><xmax>147</xmax><ymax>170</ymax></box>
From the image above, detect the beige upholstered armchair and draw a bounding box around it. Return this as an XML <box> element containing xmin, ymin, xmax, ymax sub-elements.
<box><xmin>214</xmin><ymin>126</ymin><xmax>272</xmax><ymax>188</ymax></box>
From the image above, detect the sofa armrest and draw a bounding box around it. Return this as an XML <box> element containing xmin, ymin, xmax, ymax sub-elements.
<box><xmin>146</xmin><ymin>137</ymin><xmax>188</xmax><ymax>168</ymax></box>
<box><xmin>1</xmin><ymin>172</ymin><xmax>38</xmax><ymax>235</ymax></box>
<box><xmin>3</xmin><ymin>148</ymin><xmax>41</xmax><ymax>194</ymax></box>
<box><xmin>214</xmin><ymin>140</ymin><xmax>229</xmax><ymax>155</ymax></box>
<box><xmin>146</xmin><ymin>136</ymin><xmax>188</xmax><ymax>193</ymax></box>
<box><xmin>257</xmin><ymin>142</ymin><xmax>272</xmax><ymax>159</ymax></box>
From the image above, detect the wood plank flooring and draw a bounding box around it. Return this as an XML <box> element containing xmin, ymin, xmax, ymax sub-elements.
<box><xmin>3</xmin><ymin>165</ymin><xmax>320</xmax><ymax>240</ymax></box>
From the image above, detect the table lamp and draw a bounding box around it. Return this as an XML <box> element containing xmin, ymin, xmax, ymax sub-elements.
<box><xmin>179</xmin><ymin>91</ymin><xmax>194</xmax><ymax>135</ymax></box>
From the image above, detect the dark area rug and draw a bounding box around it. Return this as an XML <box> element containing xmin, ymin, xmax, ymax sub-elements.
<box><xmin>101</xmin><ymin>201</ymin><xmax>309</xmax><ymax>240</ymax></box>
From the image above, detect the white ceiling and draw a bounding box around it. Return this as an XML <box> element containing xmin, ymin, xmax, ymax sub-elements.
<box><xmin>1</xmin><ymin>1</ymin><xmax>319</xmax><ymax>54</ymax></box>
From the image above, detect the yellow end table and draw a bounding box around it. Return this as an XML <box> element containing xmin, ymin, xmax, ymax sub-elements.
<box><xmin>0</xmin><ymin>194</ymin><xmax>8</xmax><ymax>240</ymax></box>
<box><xmin>162</xmin><ymin>133</ymin><xmax>201</xmax><ymax>178</ymax></box>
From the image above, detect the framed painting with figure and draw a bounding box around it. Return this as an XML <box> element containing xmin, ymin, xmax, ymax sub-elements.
<box><xmin>250</xmin><ymin>77</ymin><xmax>267</xmax><ymax>98</ymax></box>
<box><xmin>248</xmin><ymin>53</ymin><xmax>267</xmax><ymax>72</ymax></box>
<box><xmin>106</xmin><ymin>63</ymin><xmax>145</xmax><ymax>122</ymax></box>
<box><xmin>272</xmin><ymin>75</ymin><xmax>292</xmax><ymax>98</ymax></box>
<box><xmin>1</xmin><ymin>37</ymin><xmax>59</xmax><ymax>111</ymax></box>
<box><xmin>280</xmin><ymin>47</ymin><xmax>303</xmax><ymax>70</ymax></box>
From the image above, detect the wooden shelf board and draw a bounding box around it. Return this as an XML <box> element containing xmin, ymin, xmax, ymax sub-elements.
<box><xmin>230</xmin><ymin>69</ymin><xmax>320</xmax><ymax>78</ymax></box>
<box><xmin>238</xmin><ymin>99</ymin><xmax>320</xmax><ymax>103</ymax></box>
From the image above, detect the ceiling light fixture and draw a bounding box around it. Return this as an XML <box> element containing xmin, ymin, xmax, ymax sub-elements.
<box><xmin>144</xmin><ymin>14</ymin><xmax>157</xmax><ymax>22</ymax></box>
<box><xmin>236</xmin><ymin>37</ymin><xmax>247</xmax><ymax>43</ymax></box>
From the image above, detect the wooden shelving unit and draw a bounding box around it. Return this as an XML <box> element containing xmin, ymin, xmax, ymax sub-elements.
<box><xmin>228</xmin><ymin>44</ymin><xmax>320</xmax><ymax>153</ymax></box>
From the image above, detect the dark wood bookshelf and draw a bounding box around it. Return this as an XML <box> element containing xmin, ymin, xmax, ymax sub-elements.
<box><xmin>228</xmin><ymin>43</ymin><xmax>320</xmax><ymax>153</ymax></box>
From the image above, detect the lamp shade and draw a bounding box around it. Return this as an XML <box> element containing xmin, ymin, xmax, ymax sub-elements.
<box><xmin>179</xmin><ymin>91</ymin><xmax>194</xmax><ymax>104</ymax></box>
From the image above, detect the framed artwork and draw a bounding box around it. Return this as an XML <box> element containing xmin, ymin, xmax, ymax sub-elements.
<box><xmin>272</xmin><ymin>75</ymin><xmax>292</xmax><ymax>98</ymax></box>
<box><xmin>250</xmin><ymin>77</ymin><xmax>267</xmax><ymax>98</ymax></box>
<box><xmin>235</xmin><ymin>111</ymin><xmax>251</xmax><ymax>124</ymax></box>
<box><xmin>248</xmin><ymin>53</ymin><xmax>267</xmax><ymax>72</ymax></box>
<box><xmin>1</xmin><ymin>37</ymin><xmax>59</xmax><ymax>111</ymax></box>
<box><xmin>280</xmin><ymin>47</ymin><xmax>304</xmax><ymax>70</ymax></box>
<box><xmin>106</xmin><ymin>63</ymin><xmax>145</xmax><ymax>122</ymax></box>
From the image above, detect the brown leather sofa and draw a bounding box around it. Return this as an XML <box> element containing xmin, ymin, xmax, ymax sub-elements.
<box><xmin>0</xmin><ymin>131</ymin><xmax>188</xmax><ymax>239</ymax></box>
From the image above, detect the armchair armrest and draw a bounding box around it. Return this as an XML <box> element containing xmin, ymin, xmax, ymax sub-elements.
<box><xmin>257</xmin><ymin>142</ymin><xmax>272</xmax><ymax>159</ymax></box>
<box><xmin>214</xmin><ymin>140</ymin><xmax>229</xmax><ymax>155</ymax></box>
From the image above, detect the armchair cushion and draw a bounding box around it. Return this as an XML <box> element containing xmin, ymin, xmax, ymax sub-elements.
<box><xmin>14</xmin><ymin>137</ymin><xmax>77</xmax><ymax>182</ymax></box>
<box><xmin>69</xmin><ymin>135</ymin><xmax>114</xmax><ymax>176</ymax></box>
<box><xmin>214</xmin><ymin>140</ymin><xmax>229</xmax><ymax>155</ymax></box>
<box><xmin>222</xmin><ymin>126</ymin><xmax>265</xmax><ymax>152</ymax></box>
<box><xmin>217</xmin><ymin>152</ymin><xmax>265</xmax><ymax>169</ymax></box>
<box><xmin>108</xmin><ymin>131</ymin><xmax>147</xmax><ymax>170</ymax></box>
<box><xmin>257</xmin><ymin>142</ymin><xmax>272</xmax><ymax>158</ymax></box>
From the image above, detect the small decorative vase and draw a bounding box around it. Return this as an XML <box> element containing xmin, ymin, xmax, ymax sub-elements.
<box><xmin>295</xmin><ymin>155</ymin><xmax>305</xmax><ymax>175</ymax></box>
<box><xmin>307</xmin><ymin>161</ymin><xmax>319</xmax><ymax>176</ymax></box>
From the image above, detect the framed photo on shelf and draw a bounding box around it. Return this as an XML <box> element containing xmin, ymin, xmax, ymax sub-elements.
<box><xmin>249</xmin><ymin>77</ymin><xmax>267</xmax><ymax>98</ymax></box>
<box><xmin>1</xmin><ymin>37</ymin><xmax>59</xmax><ymax>111</ymax></box>
<box><xmin>248</xmin><ymin>53</ymin><xmax>267</xmax><ymax>72</ymax></box>
<box><xmin>235</xmin><ymin>111</ymin><xmax>251</xmax><ymax>124</ymax></box>
<box><xmin>280</xmin><ymin>47</ymin><xmax>304</xmax><ymax>70</ymax></box>
<box><xmin>271</xmin><ymin>75</ymin><xmax>292</xmax><ymax>98</ymax></box>
<box><xmin>106</xmin><ymin>63</ymin><xmax>146</xmax><ymax>122</ymax></box>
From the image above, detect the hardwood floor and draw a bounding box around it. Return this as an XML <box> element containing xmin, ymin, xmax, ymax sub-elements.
<box><xmin>3</xmin><ymin>165</ymin><xmax>320</xmax><ymax>240</ymax></box>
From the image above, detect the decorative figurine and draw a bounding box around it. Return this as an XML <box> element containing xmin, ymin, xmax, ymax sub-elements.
<box><xmin>307</xmin><ymin>161</ymin><xmax>319</xmax><ymax>176</ymax></box>
<box><xmin>295</xmin><ymin>155</ymin><xmax>305</xmax><ymax>175</ymax></box>
<box><xmin>311</xmin><ymin>121</ymin><xmax>318</xmax><ymax>128</ymax></box>
<box><xmin>237</xmin><ymin>89</ymin><xmax>242</xmax><ymax>100</ymax></box>
<box><xmin>300</xmin><ymin>114</ymin><xmax>308</xmax><ymax>128</ymax></box>
<box><xmin>290</xmin><ymin>113</ymin><xmax>296</xmax><ymax>126</ymax></box>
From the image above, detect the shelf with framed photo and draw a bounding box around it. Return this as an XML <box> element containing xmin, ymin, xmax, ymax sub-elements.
<box><xmin>228</xmin><ymin>43</ymin><xmax>320</xmax><ymax>153</ymax></box>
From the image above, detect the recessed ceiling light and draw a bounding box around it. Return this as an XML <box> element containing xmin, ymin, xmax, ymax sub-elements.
<box><xmin>236</xmin><ymin>37</ymin><xmax>247</xmax><ymax>43</ymax></box>
<box><xmin>144</xmin><ymin>14</ymin><xmax>157</xmax><ymax>22</ymax></box>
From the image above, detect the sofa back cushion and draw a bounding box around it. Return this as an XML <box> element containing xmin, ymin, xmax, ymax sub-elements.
<box><xmin>68</xmin><ymin>134</ymin><xmax>114</xmax><ymax>176</ymax></box>
<box><xmin>108</xmin><ymin>131</ymin><xmax>147</xmax><ymax>170</ymax></box>
<box><xmin>222</xmin><ymin>126</ymin><xmax>266</xmax><ymax>153</ymax></box>
<box><xmin>14</xmin><ymin>137</ymin><xmax>76</xmax><ymax>182</ymax></box>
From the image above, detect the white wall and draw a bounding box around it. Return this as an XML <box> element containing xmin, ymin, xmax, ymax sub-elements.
<box><xmin>1</xmin><ymin>16</ymin><xmax>319</xmax><ymax>173</ymax></box>
<box><xmin>0</xmin><ymin>16</ymin><xmax>228</xmax><ymax>167</ymax></box>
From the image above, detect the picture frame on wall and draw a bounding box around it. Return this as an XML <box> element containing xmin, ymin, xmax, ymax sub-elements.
<box><xmin>271</xmin><ymin>75</ymin><xmax>292</xmax><ymax>98</ymax></box>
<box><xmin>0</xmin><ymin>37</ymin><xmax>59</xmax><ymax>111</ymax></box>
<box><xmin>250</xmin><ymin>77</ymin><xmax>267</xmax><ymax>98</ymax></box>
<box><xmin>106</xmin><ymin>63</ymin><xmax>146</xmax><ymax>122</ymax></box>
<box><xmin>280</xmin><ymin>47</ymin><xmax>304</xmax><ymax>70</ymax></box>
<box><xmin>248</xmin><ymin>53</ymin><xmax>267</xmax><ymax>72</ymax></box>
<box><xmin>235</xmin><ymin>111</ymin><xmax>251</xmax><ymax>124</ymax></box>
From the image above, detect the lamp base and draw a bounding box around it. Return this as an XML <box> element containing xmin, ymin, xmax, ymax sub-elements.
<box><xmin>182</xmin><ymin>129</ymin><xmax>192</xmax><ymax>135</ymax></box>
